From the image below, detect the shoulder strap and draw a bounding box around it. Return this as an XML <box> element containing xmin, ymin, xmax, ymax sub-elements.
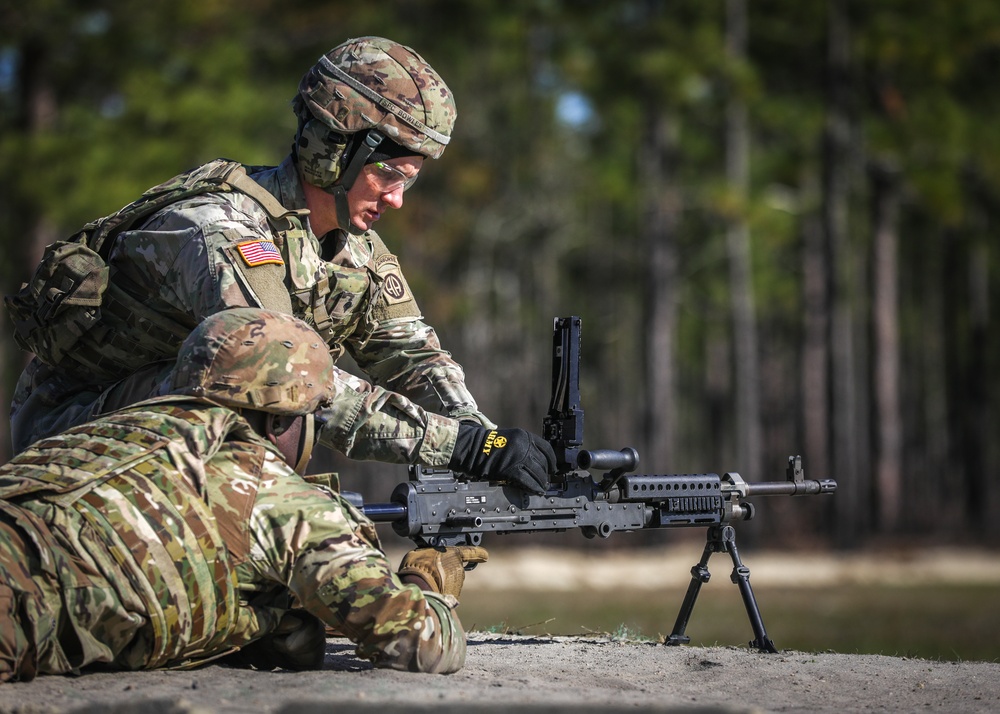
<box><xmin>89</xmin><ymin>159</ymin><xmax>244</xmax><ymax>257</ymax></box>
<box><xmin>89</xmin><ymin>159</ymin><xmax>309</xmax><ymax>259</ymax></box>
<box><xmin>223</xmin><ymin>167</ymin><xmax>303</xmax><ymax>223</ymax></box>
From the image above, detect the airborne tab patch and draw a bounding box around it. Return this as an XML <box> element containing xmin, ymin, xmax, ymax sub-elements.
<box><xmin>376</xmin><ymin>254</ymin><xmax>413</xmax><ymax>306</ymax></box>
<box><xmin>236</xmin><ymin>240</ymin><xmax>284</xmax><ymax>267</ymax></box>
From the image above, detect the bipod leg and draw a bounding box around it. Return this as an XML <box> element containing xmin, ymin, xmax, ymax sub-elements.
<box><xmin>666</xmin><ymin>526</ymin><xmax>725</xmax><ymax>646</ymax></box>
<box><xmin>719</xmin><ymin>525</ymin><xmax>778</xmax><ymax>653</ymax></box>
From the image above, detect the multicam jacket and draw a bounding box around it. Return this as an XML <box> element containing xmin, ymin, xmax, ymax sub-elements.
<box><xmin>0</xmin><ymin>398</ymin><xmax>466</xmax><ymax>681</ymax></box>
<box><xmin>9</xmin><ymin>156</ymin><xmax>491</xmax><ymax>458</ymax></box>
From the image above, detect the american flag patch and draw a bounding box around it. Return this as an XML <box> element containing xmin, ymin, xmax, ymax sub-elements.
<box><xmin>236</xmin><ymin>240</ymin><xmax>284</xmax><ymax>267</ymax></box>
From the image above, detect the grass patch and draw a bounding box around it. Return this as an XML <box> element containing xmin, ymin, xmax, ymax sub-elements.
<box><xmin>459</xmin><ymin>583</ymin><xmax>1000</xmax><ymax>662</ymax></box>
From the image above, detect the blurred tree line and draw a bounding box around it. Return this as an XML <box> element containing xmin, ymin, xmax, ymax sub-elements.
<box><xmin>1</xmin><ymin>0</ymin><xmax>998</xmax><ymax>549</ymax></box>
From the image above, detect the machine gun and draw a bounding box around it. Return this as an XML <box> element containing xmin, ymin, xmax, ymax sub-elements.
<box><xmin>359</xmin><ymin>316</ymin><xmax>837</xmax><ymax>652</ymax></box>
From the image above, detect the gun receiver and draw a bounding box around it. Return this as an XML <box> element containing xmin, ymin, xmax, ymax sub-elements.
<box><xmin>359</xmin><ymin>316</ymin><xmax>837</xmax><ymax>653</ymax></box>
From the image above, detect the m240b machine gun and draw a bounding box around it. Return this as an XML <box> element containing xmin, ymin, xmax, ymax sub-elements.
<box><xmin>359</xmin><ymin>316</ymin><xmax>837</xmax><ymax>652</ymax></box>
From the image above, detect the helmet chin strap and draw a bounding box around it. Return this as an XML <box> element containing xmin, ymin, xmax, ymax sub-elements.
<box><xmin>328</xmin><ymin>186</ymin><xmax>361</xmax><ymax>236</ymax></box>
<box><xmin>256</xmin><ymin>411</ymin><xmax>318</xmax><ymax>476</ymax></box>
<box><xmin>327</xmin><ymin>130</ymin><xmax>384</xmax><ymax>236</ymax></box>
<box><xmin>292</xmin><ymin>412</ymin><xmax>317</xmax><ymax>475</ymax></box>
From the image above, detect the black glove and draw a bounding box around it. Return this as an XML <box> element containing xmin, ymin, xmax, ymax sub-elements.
<box><xmin>448</xmin><ymin>424</ymin><xmax>556</xmax><ymax>494</ymax></box>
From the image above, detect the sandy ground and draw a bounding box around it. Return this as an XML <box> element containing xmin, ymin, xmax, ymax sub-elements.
<box><xmin>1</xmin><ymin>546</ymin><xmax>998</xmax><ymax>714</ymax></box>
<box><xmin>1</xmin><ymin>634</ymin><xmax>998</xmax><ymax>714</ymax></box>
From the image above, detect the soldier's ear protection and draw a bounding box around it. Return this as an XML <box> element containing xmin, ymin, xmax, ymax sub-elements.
<box><xmin>296</xmin><ymin>117</ymin><xmax>348</xmax><ymax>189</ymax></box>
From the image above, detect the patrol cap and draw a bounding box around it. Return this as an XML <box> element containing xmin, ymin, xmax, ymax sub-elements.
<box><xmin>297</xmin><ymin>36</ymin><xmax>456</xmax><ymax>160</ymax></box>
<box><xmin>168</xmin><ymin>308</ymin><xmax>333</xmax><ymax>415</ymax></box>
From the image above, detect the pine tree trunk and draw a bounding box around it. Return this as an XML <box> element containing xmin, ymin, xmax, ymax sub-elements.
<box><xmin>870</xmin><ymin>160</ymin><xmax>903</xmax><ymax>532</ymax></box>
<box><xmin>824</xmin><ymin>0</ymin><xmax>864</xmax><ymax>546</ymax></box>
<box><xmin>726</xmin><ymin>0</ymin><xmax>763</xmax><ymax>480</ymax></box>
<box><xmin>641</xmin><ymin>111</ymin><xmax>679</xmax><ymax>468</ymax></box>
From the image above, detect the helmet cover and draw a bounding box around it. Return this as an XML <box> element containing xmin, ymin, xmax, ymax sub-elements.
<box><xmin>168</xmin><ymin>308</ymin><xmax>333</xmax><ymax>415</ymax></box>
<box><xmin>297</xmin><ymin>36</ymin><xmax>456</xmax><ymax>160</ymax></box>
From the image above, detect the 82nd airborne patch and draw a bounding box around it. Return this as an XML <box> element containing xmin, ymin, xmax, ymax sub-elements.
<box><xmin>375</xmin><ymin>253</ymin><xmax>413</xmax><ymax>306</ymax></box>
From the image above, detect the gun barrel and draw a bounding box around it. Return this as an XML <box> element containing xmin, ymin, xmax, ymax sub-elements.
<box><xmin>744</xmin><ymin>479</ymin><xmax>838</xmax><ymax>497</ymax></box>
<box><xmin>362</xmin><ymin>502</ymin><xmax>408</xmax><ymax>522</ymax></box>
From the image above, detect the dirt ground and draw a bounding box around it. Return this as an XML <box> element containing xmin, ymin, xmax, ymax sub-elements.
<box><xmin>1</xmin><ymin>634</ymin><xmax>998</xmax><ymax>714</ymax></box>
<box><xmin>1</xmin><ymin>547</ymin><xmax>998</xmax><ymax>714</ymax></box>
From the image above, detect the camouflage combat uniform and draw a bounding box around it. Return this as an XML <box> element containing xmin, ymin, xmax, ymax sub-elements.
<box><xmin>0</xmin><ymin>398</ymin><xmax>465</xmax><ymax>681</ymax></box>
<box><xmin>8</xmin><ymin>156</ymin><xmax>488</xmax><ymax>457</ymax></box>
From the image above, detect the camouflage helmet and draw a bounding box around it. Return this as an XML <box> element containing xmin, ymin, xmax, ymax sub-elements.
<box><xmin>168</xmin><ymin>308</ymin><xmax>333</xmax><ymax>415</ymax></box>
<box><xmin>296</xmin><ymin>36</ymin><xmax>456</xmax><ymax>162</ymax></box>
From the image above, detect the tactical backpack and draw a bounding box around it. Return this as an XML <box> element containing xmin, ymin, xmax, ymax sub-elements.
<box><xmin>4</xmin><ymin>160</ymin><xmax>299</xmax><ymax>372</ymax></box>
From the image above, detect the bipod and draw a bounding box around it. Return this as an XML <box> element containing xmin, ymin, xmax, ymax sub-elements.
<box><xmin>666</xmin><ymin>524</ymin><xmax>778</xmax><ymax>653</ymax></box>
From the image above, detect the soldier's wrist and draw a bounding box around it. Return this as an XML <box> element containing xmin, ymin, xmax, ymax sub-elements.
<box><xmin>399</xmin><ymin>572</ymin><xmax>433</xmax><ymax>592</ymax></box>
<box><xmin>419</xmin><ymin>413</ymin><xmax>461</xmax><ymax>467</ymax></box>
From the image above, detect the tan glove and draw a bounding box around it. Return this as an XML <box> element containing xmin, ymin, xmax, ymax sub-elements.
<box><xmin>397</xmin><ymin>545</ymin><xmax>489</xmax><ymax>599</ymax></box>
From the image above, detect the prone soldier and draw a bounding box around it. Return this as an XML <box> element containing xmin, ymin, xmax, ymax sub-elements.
<box><xmin>0</xmin><ymin>308</ymin><xmax>488</xmax><ymax>681</ymax></box>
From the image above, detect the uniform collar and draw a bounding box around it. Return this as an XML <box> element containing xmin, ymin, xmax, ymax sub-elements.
<box><xmin>249</xmin><ymin>156</ymin><xmax>309</xmax><ymax>214</ymax></box>
<box><xmin>251</xmin><ymin>156</ymin><xmax>350</xmax><ymax>246</ymax></box>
